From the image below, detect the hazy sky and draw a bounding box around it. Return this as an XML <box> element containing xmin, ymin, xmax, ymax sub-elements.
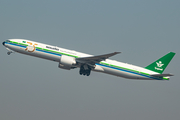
<box><xmin>0</xmin><ymin>0</ymin><xmax>180</xmax><ymax>120</ymax></box>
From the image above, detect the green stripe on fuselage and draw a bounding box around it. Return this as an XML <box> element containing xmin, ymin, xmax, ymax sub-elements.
<box><xmin>11</xmin><ymin>41</ymin><xmax>168</xmax><ymax>80</ymax></box>
<box><xmin>36</xmin><ymin>48</ymin><xmax>78</xmax><ymax>58</ymax></box>
<box><xmin>18</xmin><ymin>43</ymin><xmax>28</xmax><ymax>46</ymax></box>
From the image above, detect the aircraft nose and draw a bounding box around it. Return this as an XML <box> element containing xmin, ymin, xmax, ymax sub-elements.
<box><xmin>2</xmin><ymin>41</ymin><xmax>5</xmax><ymax>46</ymax></box>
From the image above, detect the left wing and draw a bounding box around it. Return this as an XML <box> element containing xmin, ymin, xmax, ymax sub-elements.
<box><xmin>76</xmin><ymin>52</ymin><xmax>121</xmax><ymax>65</ymax></box>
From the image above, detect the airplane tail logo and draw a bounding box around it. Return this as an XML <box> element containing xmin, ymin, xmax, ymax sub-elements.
<box><xmin>145</xmin><ymin>52</ymin><xmax>175</xmax><ymax>74</ymax></box>
<box><xmin>156</xmin><ymin>61</ymin><xmax>164</xmax><ymax>67</ymax></box>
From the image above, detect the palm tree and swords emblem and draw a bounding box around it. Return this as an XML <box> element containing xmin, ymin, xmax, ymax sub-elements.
<box><xmin>156</xmin><ymin>61</ymin><xmax>164</xmax><ymax>68</ymax></box>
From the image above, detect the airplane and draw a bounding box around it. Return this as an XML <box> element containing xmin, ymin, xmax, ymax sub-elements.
<box><xmin>2</xmin><ymin>39</ymin><xmax>176</xmax><ymax>80</ymax></box>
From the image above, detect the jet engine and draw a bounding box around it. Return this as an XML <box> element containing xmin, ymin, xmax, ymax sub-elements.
<box><xmin>58</xmin><ymin>55</ymin><xmax>76</xmax><ymax>70</ymax></box>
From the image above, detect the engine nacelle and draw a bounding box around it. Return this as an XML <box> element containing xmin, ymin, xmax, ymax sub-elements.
<box><xmin>58</xmin><ymin>55</ymin><xmax>76</xmax><ymax>70</ymax></box>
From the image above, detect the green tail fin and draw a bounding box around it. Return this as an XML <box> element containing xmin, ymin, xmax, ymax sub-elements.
<box><xmin>145</xmin><ymin>52</ymin><xmax>175</xmax><ymax>74</ymax></box>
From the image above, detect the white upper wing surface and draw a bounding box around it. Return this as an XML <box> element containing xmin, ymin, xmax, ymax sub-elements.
<box><xmin>76</xmin><ymin>52</ymin><xmax>121</xmax><ymax>65</ymax></box>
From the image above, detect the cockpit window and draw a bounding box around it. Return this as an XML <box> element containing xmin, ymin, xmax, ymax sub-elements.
<box><xmin>5</xmin><ymin>40</ymin><xmax>10</xmax><ymax>42</ymax></box>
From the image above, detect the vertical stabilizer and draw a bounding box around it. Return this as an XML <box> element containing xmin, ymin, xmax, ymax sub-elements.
<box><xmin>145</xmin><ymin>52</ymin><xmax>175</xmax><ymax>74</ymax></box>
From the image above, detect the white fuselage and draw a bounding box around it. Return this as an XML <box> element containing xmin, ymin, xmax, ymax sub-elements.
<box><xmin>3</xmin><ymin>39</ymin><xmax>167</xmax><ymax>80</ymax></box>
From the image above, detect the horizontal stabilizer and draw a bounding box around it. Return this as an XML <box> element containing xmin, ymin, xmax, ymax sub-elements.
<box><xmin>151</xmin><ymin>73</ymin><xmax>174</xmax><ymax>77</ymax></box>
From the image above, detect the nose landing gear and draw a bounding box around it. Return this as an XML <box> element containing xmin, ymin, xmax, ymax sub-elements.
<box><xmin>7</xmin><ymin>51</ymin><xmax>13</xmax><ymax>55</ymax></box>
<box><xmin>6</xmin><ymin>48</ymin><xmax>14</xmax><ymax>55</ymax></box>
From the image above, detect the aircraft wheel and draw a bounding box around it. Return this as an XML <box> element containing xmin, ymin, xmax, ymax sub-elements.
<box><xmin>7</xmin><ymin>52</ymin><xmax>11</xmax><ymax>55</ymax></box>
<box><xmin>79</xmin><ymin>65</ymin><xmax>91</xmax><ymax>76</ymax></box>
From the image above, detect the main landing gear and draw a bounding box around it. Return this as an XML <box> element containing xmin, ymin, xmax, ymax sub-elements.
<box><xmin>79</xmin><ymin>64</ymin><xmax>91</xmax><ymax>76</ymax></box>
